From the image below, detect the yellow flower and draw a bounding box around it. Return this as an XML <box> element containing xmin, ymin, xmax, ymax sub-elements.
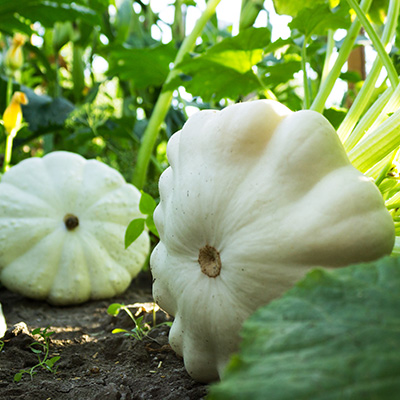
<box><xmin>5</xmin><ymin>33</ymin><xmax>26</xmax><ymax>72</ymax></box>
<box><xmin>3</xmin><ymin>92</ymin><xmax>28</xmax><ymax>137</ymax></box>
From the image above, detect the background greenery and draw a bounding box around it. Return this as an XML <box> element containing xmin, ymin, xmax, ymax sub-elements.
<box><xmin>2</xmin><ymin>0</ymin><xmax>391</xmax><ymax>195</ymax></box>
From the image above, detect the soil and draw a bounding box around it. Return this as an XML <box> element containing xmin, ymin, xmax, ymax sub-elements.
<box><xmin>0</xmin><ymin>271</ymin><xmax>209</xmax><ymax>400</ymax></box>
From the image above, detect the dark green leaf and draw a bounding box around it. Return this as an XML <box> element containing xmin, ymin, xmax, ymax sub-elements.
<box><xmin>139</xmin><ymin>191</ymin><xmax>157</xmax><ymax>215</ymax></box>
<box><xmin>260</xmin><ymin>54</ymin><xmax>302</xmax><ymax>86</ymax></box>
<box><xmin>124</xmin><ymin>218</ymin><xmax>146</xmax><ymax>249</ymax></box>
<box><xmin>22</xmin><ymin>88</ymin><xmax>74</xmax><ymax>133</ymax></box>
<box><xmin>108</xmin><ymin>43</ymin><xmax>177</xmax><ymax>89</ymax></box>
<box><xmin>209</xmin><ymin>256</ymin><xmax>400</xmax><ymax>400</ymax></box>
<box><xmin>323</xmin><ymin>106</ymin><xmax>347</xmax><ymax>129</ymax></box>
<box><xmin>0</xmin><ymin>0</ymin><xmax>100</xmax><ymax>33</ymax></box>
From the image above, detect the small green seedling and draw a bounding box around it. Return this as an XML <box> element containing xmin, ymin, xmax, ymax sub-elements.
<box><xmin>125</xmin><ymin>191</ymin><xmax>159</xmax><ymax>249</ymax></box>
<box><xmin>14</xmin><ymin>326</ymin><xmax>60</xmax><ymax>383</ymax></box>
<box><xmin>107</xmin><ymin>302</ymin><xmax>171</xmax><ymax>341</ymax></box>
<box><xmin>107</xmin><ymin>303</ymin><xmax>151</xmax><ymax>340</ymax></box>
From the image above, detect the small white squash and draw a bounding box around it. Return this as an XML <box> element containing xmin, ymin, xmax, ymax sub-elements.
<box><xmin>151</xmin><ymin>100</ymin><xmax>395</xmax><ymax>382</ymax></box>
<box><xmin>0</xmin><ymin>151</ymin><xmax>150</xmax><ymax>305</ymax></box>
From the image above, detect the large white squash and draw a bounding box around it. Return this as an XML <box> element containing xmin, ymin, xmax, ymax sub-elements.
<box><xmin>0</xmin><ymin>151</ymin><xmax>150</xmax><ymax>305</ymax></box>
<box><xmin>151</xmin><ymin>100</ymin><xmax>395</xmax><ymax>382</ymax></box>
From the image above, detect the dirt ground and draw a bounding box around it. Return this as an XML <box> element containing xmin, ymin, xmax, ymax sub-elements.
<box><xmin>0</xmin><ymin>271</ymin><xmax>209</xmax><ymax>399</ymax></box>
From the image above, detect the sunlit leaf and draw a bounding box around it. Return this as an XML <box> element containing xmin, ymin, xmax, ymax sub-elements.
<box><xmin>289</xmin><ymin>4</ymin><xmax>350</xmax><ymax>36</ymax></box>
<box><xmin>169</xmin><ymin>27</ymin><xmax>271</xmax><ymax>101</ymax></box>
<box><xmin>139</xmin><ymin>191</ymin><xmax>157</xmax><ymax>215</ymax></box>
<box><xmin>107</xmin><ymin>303</ymin><xmax>124</xmax><ymax>316</ymax></box>
<box><xmin>124</xmin><ymin>218</ymin><xmax>145</xmax><ymax>249</ymax></box>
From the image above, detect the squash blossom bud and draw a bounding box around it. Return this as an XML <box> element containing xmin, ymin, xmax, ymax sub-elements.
<box><xmin>3</xmin><ymin>92</ymin><xmax>28</xmax><ymax>137</ymax></box>
<box><xmin>5</xmin><ymin>34</ymin><xmax>25</xmax><ymax>72</ymax></box>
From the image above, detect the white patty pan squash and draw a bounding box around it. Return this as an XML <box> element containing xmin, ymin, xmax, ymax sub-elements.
<box><xmin>0</xmin><ymin>151</ymin><xmax>150</xmax><ymax>305</ymax></box>
<box><xmin>151</xmin><ymin>100</ymin><xmax>395</xmax><ymax>382</ymax></box>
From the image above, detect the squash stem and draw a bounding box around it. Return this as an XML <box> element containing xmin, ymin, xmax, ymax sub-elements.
<box><xmin>310</xmin><ymin>0</ymin><xmax>372</xmax><ymax>113</ymax></box>
<box><xmin>132</xmin><ymin>0</ymin><xmax>222</xmax><ymax>189</ymax></box>
<box><xmin>347</xmin><ymin>107</ymin><xmax>400</xmax><ymax>173</ymax></box>
<box><xmin>3</xmin><ymin>75</ymin><xmax>14</xmax><ymax>174</ymax></box>
<box><xmin>3</xmin><ymin>134</ymin><xmax>14</xmax><ymax>173</ymax></box>
<box><xmin>320</xmin><ymin>30</ymin><xmax>335</xmax><ymax>86</ymax></box>
<box><xmin>338</xmin><ymin>0</ymin><xmax>400</xmax><ymax>146</ymax></box>
<box><xmin>344</xmin><ymin>0</ymin><xmax>398</xmax><ymax>89</ymax></box>
<box><xmin>301</xmin><ymin>36</ymin><xmax>311</xmax><ymax>109</ymax></box>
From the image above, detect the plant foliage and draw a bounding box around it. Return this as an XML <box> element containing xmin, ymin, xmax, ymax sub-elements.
<box><xmin>209</xmin><ymin>256</ymin><xmax>400</xmax><ymax>399</ymax></box>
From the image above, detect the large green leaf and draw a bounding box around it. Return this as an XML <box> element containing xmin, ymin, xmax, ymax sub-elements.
<box><xmin>21</xmin><ymin>87</ymin><xmax>74</xmax><ymax>132</ymax></box>
<box><xmin>289</xmin><ymin>4</ymin><xmax>351</xmax><ymax>36</ymax></box>
<box><xmin>209</xmin><ymin>256</ymin><xmax>400</xmax><ymax>400</ymax></box>
<box><xmin>272</xmin><ymin>0</ymin><xmax>339</xmax><ymax>16</ymax></box>
<box><xmin>107</xmin><ymin>43</ymin><xmax>178</xmax><ymax>89</ymax></box>
<box><xmin>170</xmin><ymin>27</ymin><xmax>271</xmax><ymax>101</ymax></box>
<box><xmin>0</xmin><ymin>0</ymin><xmax>99</xmax><ymax>33</ymax></box>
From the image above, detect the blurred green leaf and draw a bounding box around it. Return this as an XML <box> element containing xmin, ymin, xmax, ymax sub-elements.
<box><xmin>323</xmin><ymin>106</ymin><xmax>347</xmax><ymax>129</ymax></box>
<box><xmin>259</xmin><ymin>54</ymin><xmax>302</xmax><ymax>86</ymax></box>
<box><xmin>272</xmin><ymin>0</ymin><xmax>339</xmax><ymax>17</ymax></box>
<box><xmin>107</xmin><ymin>303</ymin><xmax>124</xmax><ymax>316</ymax></box>
<box><xmin>0</xmin><ymin>0</ymin><xmax>100</xmax><ymax>33</ymax></box>
<box><xmin>209</xmin><ymin>256</ymin><xmax>400</xmax><ymax>400</ymax></box>
<box><xmin>289</xmin><ymin>4</ymin><xmax>350</xmax><ymax>37</ymax></box>
<box><xmin>21</xmin><ymin>88</ymin><xmax>74</xmax><ymax>133</ymax></box>
<box><xmin>108</xmin><ymin>43</ymin><xmax>178</xmax><ymax>89</ymax></box>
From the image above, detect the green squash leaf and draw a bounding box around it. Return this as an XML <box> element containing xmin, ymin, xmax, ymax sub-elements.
<box><xmin>209</xmin><ymin>256</ymin><xmax>400</xmax><ymax>400</ymax></box>
<box><xmin>272</xmin><ymin>0</ymin><xmax>339</xmax><ymax>17</ymax></box>
<box><xmin>139</xmin><ymin>191</ymin><xmax>157</xmax><ymax>215</ymax></box>
<box><xmin>124</xmin><ymin>218</ymin><xmax>145</xmax><ymax>249</ymax></box>
<box><xmin>169</xmin><ymin>27</ymin><xmax>271</xmax><ymax>101</ymax></box>
<box><xmin>145</xmin><ymin>215</ymin><xmax>159</xmax><ymax>238</ymax></box>
<box><xmin>108</xmin><ymin>43</ymin><xmax>178</xmax><ymax>89</ymax></box>
<box><xmin>289</xmin><ymin>4</ymin><xmax>351</xmax><ymax>37</ymax></box>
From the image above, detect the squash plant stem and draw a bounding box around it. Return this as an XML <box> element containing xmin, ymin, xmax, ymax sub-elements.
<box><xmin>132</xmin><ymin>0</ymin><xmax>223</xmax><ymax>189</ymax></box>
<box><xmin>3</xmin><ymin>76</ymin><xmax>14</xmax><ymax>174</ymax></box>
<box><xmin>339</xmin><ymin>0</ymin><xmax>400</xmax><ymax>147</ymax></box>
<box><xmin>310</xmin><ymin>0</ymin><xmax>372</xmax><ymax>113</ymax></box>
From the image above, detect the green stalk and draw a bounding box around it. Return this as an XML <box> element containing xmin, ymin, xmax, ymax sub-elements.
<box><xmin>3</xmin><ymin>132</ymin><xmax>14</xmax><ymax>173</ymax></box>
<box><xmin>338</xmin><ymin>0</ymin><xmax>400</xmax><ymax>146</ymax></box>
<box><xmin>310</xmin><ymin>0</ymin><xmax>372</xmax><ymax>113</ymax></box>
<box><xmin>342</xmin><ymin>85</ymin><xmax>393</xmax><ymax>151</ymax></box>
<box><xmin>132</xmin><ymin>0</ymin><xmax>222</xmax><ymax>189</ymax></box>
<box><xmin>345</xmin><ymin>0</ymin><xmax>398</xmax><ymax>88</ymax></box>
<box><xmin>3</xmin><ymin>75</ymin><xmax>14</xmax><ymax>174</ymax></box>
<box><xmin>320</xmin><ymin>30</ymin><xmax>335</xmax><ymax>85</ymax></box>
<box><xmin>301</xmin><ymin>37</ymin><xmax>311</xmax><ymax>109</ymax></box>
<box><xmin>6</xmin><ymin>75</ymin><xmax>12</xmax><ymax>106</ymax></box>
<box><xmin>347</xmin><ymin>108</ymin><xmax>400</xmax><ymax>173</ymax></box>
